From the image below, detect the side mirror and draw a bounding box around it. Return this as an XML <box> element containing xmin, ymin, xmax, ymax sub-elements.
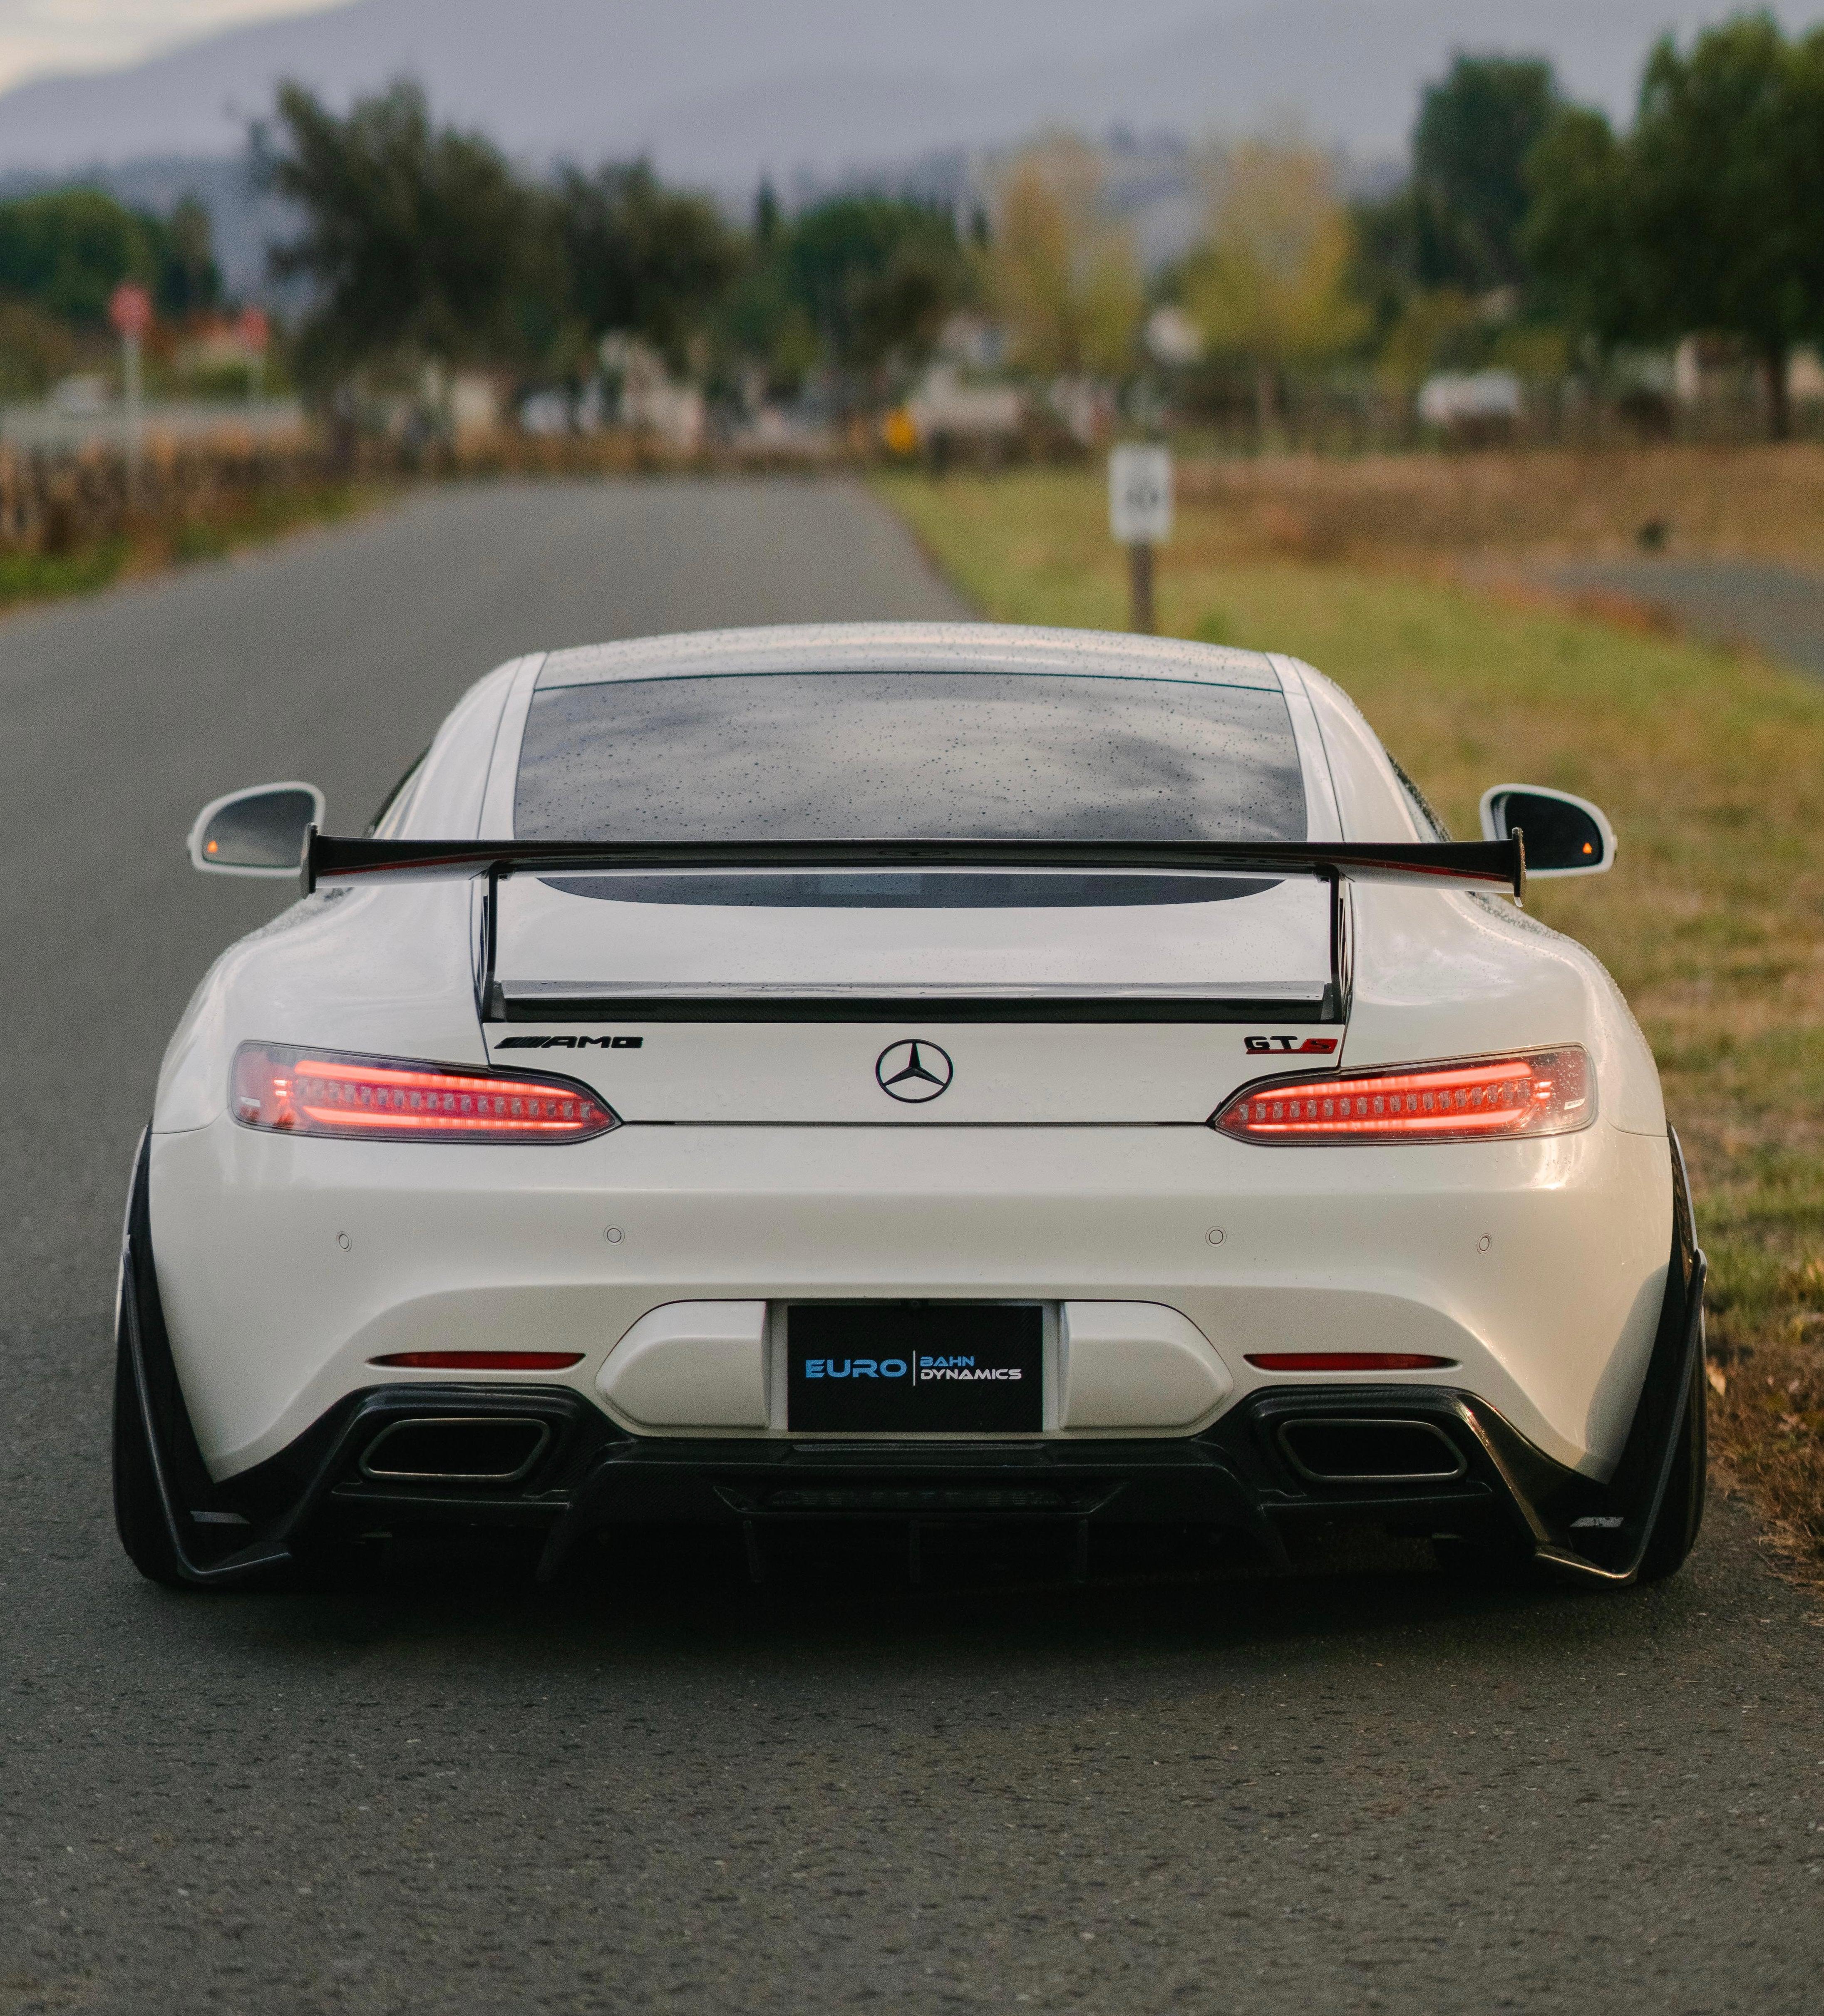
<box><xmin>187</xmin><ymin>781</ymin><xmax>325</xmax><ymax>878</ymax></box>
<box><xmin>1479</xmin><ymin>784</ymin><xmax>1616</xmax><ymax>878</ymax></box>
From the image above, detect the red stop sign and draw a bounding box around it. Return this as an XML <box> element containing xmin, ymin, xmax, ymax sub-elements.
<box><xmin>109</xmin><ymin>283</ymin><xmax>152</xmax><ymax>338</ymax></box>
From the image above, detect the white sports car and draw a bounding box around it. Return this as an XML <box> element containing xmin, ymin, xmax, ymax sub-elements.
<box><xmin>117</xmin><ymin>622</ymin><xmax>1705</xmax><ymax>1590</ymax></box>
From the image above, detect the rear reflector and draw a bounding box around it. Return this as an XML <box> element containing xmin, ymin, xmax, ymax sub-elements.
<box><xmin>371</xmin><ymin>1351</ymin><xmax>585</xmax><ymax>1371</ymax></box>
<box><xmin>1212</xmin><ymin>1046</ymin><xmax>1592</xmax><ymax>1144</ymax></box>
<box><xmin>1246</xmin><ymin>1352</ymin><xmax>1456</xmax><ymax>1372</ymax></box>
<box><xmin>232</xmin><ymin>1041</ymin><xmax>617</xmax><ymax>1143</ymax></box>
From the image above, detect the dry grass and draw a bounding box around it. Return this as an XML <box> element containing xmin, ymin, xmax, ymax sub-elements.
<box><xmin>1169</xmin><ymin>441</ymin><xmax>1824</xmax><ymax>568</ymax></box>
<box><xmin>0</xmin><ymin>477</ymin><xmax>386</xmax><ymax>617</ymax></box>
<box><xmin>878</xmin><ymin>463</ymin><xmax>1824</xmax><ymax>1580</ymax></box>
<box><xmin>1711</xmin><ymin>1339</ymin><xmax>1824</xmax><ymax>1575</ymax></box>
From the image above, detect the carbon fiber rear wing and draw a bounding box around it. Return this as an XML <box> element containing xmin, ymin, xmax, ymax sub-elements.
<box><xmin>299</xmin><ymin>829</ymin><xmax>1525</xmax><ymax>1027</ymax></box>
<box><xmin>302</xmin><ymin>831</ymin><xmax>1525</xmax><ymax>900</ymax></box>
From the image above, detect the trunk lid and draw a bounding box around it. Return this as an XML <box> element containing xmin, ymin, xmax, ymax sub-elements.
<box><xmin>484</xmin><ymin>873</ymin><xmax>1344</xmax><ymax>1123</ymax></box>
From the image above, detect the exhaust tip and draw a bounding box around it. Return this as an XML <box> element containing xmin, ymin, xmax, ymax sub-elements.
<box><xmin>1277</xmin><ymin>1417</ymin><xmax>1467</xmax><ymax>1486</ymax></box>
<box><xmin>360</xmin><ymin>1416</ymin><xmax>551</xmax><ymax>1485</ymax></box>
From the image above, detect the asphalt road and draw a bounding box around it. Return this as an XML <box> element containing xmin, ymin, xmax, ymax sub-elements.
<box><xmin>1551</xmin><ymin>557</ymin><xmax>1824</xmax><ymax>678</ymax></box>
<box><xmin>2</xmin><ymin>479</ymin><xmax>1821</xmax><ymax>2016</ymax></box>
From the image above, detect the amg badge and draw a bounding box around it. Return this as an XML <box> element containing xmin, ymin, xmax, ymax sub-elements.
<box><xmin>496</xmin><ymin>1035</ymin><xmax>643</xmax><ymax>1049</ymax></box>
<box><xmin>1245</xmin><ymin>1036</ymin><xmax>1338</xmax><ymax>1054</ymax></box>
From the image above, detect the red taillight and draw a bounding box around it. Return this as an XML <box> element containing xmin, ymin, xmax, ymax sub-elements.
<box><xmin>231</xmin><ymin>1042</ymin><xmax>618</xmax><ymax>1143</ymax></box>
<box><xmin>1211</xmin><ymin>1046</ymin><xmax>1592</xmax><ymax>1145</ymax></box>
<box><xmin>1246</xmin><ymin>1353</ymin><xmax>1456</xmax><ymax>1372</ymax></box>
<box><xmin>371</xmin><ymin>1351</ymin><xmax>584</xmax><ymax>1370</ymax></box>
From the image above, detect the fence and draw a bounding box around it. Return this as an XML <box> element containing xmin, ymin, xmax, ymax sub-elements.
<box><xmin>1171</xmin><ymin>372</ymin><xmax>1824</xmax><ymax>456</ymax></box>
<box><xmin>0</xmin><ymin>437</ymin><xmax>346</xmax><ymax>555</ymax></box>
<box><xmin>8</xmin><ymin>397</ymin><xmax>1817</xmax><ymax>566</ymax></box>
<box><xmin>0</xmin><ymin>427</ymin><xmax>763</xmax><ymax>558</ymax></box>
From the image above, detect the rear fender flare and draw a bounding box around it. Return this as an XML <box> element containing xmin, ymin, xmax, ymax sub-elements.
<box><xmin>118</xmin><ymin>1127</ymin><xmax>294</xmax><ymax>1587</ymax></box>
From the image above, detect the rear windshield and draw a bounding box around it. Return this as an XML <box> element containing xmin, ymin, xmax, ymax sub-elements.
<box><xmin>516</xmin><ymin>670</ymin><xmax>1306</xmax><ymax>842</ymax></box>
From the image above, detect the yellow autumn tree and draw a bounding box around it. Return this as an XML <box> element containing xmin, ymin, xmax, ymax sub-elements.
<box><xmin>985</xmin><ymin>135</ymin><xmax>1142</xmax><ymax>378</ymax></box>
<box><xmin>1183</xmin><ymin>141</ymin><xmax>1367</xmax><ymax>434</ymax></box>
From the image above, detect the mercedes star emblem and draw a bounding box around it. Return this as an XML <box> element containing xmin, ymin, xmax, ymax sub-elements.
<box><xmin>875</xmin><ymin>1039</ymin><xmax>954</xmax><ymax>1103</ymax></box>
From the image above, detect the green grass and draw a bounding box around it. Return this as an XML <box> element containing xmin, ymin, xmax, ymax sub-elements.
<box><xmin>878</xmin><ymin>465</ymin><xmax>1824</xmax><ymax>1572</ymax></box>
<box><xmin>168</xmin><ymin>479</ymin><xmax>375</xmax><ymax>563</ymax></box>
<box><xmin>0</xmin><ymin>539</ymin><xmax>132</xmax><ymax>605</ymax></box>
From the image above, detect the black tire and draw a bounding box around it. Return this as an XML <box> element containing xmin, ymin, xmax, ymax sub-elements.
<box><xmin>1635</xmin><ymin>1346</ymin><xmax>1707</xmax><ymax>1583</ymax></box>
<box><xmin>112</xmin><ymin>1292</ymin><xmax>187</xmax><ymax>1587</ymax></box>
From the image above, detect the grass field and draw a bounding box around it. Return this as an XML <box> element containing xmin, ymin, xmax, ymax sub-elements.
<box><xmin>1167</xmin><ymin>441</ymin><xmax>1824</xmax><ymax>568</ymax></box>
<box><xmin>878</xmin><ymin>465</ymin><xmax>1824</xmax><ymax>1578</ymax></box>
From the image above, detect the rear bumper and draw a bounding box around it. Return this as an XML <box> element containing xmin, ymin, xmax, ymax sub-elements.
<box><xmin>119</xmin><ymin>1124</ymin><xmax>1706</xmax><ymax>1590</ymax></box>
<box><xmin>149</xmin><ymin>1113</ymin><xmax>1672</xmax><ymax>1478</ymax></box>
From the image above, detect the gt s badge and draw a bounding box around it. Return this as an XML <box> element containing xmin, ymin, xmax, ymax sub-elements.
<box><xmin>496</xmin><ymin>1035</ymin><xmax>643</xmax><ymax>1049</ymax></box>
<box><xmin>1245</xmin><ymin>1036</ymin><xmax>1338</xmax><ymax>1054</ymax></box>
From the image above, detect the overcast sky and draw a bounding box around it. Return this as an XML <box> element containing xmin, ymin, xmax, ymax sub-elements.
<box><xmin>10</xmin><ymin>0</ymin><xmax>1824</xmax><ymax>185</ymax></box>
<box><xmin>0</xmin><ymin>0</ymin><xmax>347</xmax><ymax>92</ymax></box>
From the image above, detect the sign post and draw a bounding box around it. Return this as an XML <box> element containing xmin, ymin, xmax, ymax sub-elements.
<box><xmin>109</xmin><ymin>282</ymin><xmax>153</xmax><ymax>508</ymax></box>
<box><xmin>1108</xmin><ymin>443</ymin><xmax>1172</xmax><ymax>634</ymax></box>
<box><xmin>237</xmin><ymin>306</ymin><xmax>271</xmax><ymax>403</ymax></box>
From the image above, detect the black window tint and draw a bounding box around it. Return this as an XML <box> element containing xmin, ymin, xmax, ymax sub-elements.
<box><xmin>1387</xmin><ymin>752</ymin><xmax>1452</xmax><ymax>842</ymax></box>
<box><xmin>541</xmin><ymin>871</ymin><xmax>1282</xmax><ymax>908</ymax></box>
<box><xmin>515</xmin><ymin>671</ymin><xmax>1306</xmax><ymax>843</ymax></box>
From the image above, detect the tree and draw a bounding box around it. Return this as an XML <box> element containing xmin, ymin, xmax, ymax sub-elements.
<box><xmin>1373</xmin><ymin>286</ymin><xmax>1483</xmax><ymax>390</ymax></box>
<box><xmin>556</xmin><ymin>161</ymin><xmax>742</xmax><ymax>367</ymax></box>
<box><xmin>716</xmin><ymin>257</ymin><xmax>816</xmax><ymax>391</ymax></box>
<box><xmin>155</xmin><ymin>194</ymin><xmax>221</xmax><ymax>321</ymax></box>
<box><xmin>259</xmin><ymin>79</ymin><xmax>546</xmax><ymax>387</ymax></box>
<box><xmin>1521</xmin><ymin>105</ymin><xmax>1648</xmax><ymax>352</ymax></box>
<box><xmin>0</xmin><ymin>188</ymin><xmax>158</xmax><ymax>324</ymax></box>
<box><xmin>985</xmin><ymin>136</ymin><xmax>1140</xmax><ymax>377</ymax></box>
<box><xmin>0</xmin><ymin>186</ymin><xmax>215</xmax><ymax>328</ymax></box>
<box><xmin>753</xmin><ymin>179</ymin><xmax>781</xmax><ymax>250</ymax></box>
<box><xmin>778</xmin><ymin>196</ymin><xmax>967</xmax><ymax>376</ymax></box>
<box><xmin>0</xmin><ymin>300</ymin><xmax>76</xmax><ymax>398</ymax></box>
<box><xmin>1626</xmin><ymin>17</ymin><xmax>1824</xmax><ymax>437</ymax></box>
<box><xmin>715</xmin><ymin>193</ymin><xmax>968</xmax><ymax>398</ymax></box>
<box><xmin>1412</xmin><ymin>55</ymin><xmax>1560</xmax><ymax>291</ymax></box>
<box><xmin>1351</xmin><ymin>55</ymin><xmax>1559</xmax><ymax>319</ymax></box>
<box><xmin>1182</xmin><ymin>141</ymin><xmax>1367</xmax><ymax>431</ymax></box>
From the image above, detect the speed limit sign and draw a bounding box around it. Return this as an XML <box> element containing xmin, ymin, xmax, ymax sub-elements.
<box><xmin>1109</xmin><ymin>444</ymin><xmax>1173</xmax><ymax>544</ymax></box>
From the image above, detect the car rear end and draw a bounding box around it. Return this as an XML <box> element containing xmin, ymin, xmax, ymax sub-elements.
<box><xmin>144</xmin><ymin>627</ymin><xmax>1681</xmax><ymax>1584</ymax></box>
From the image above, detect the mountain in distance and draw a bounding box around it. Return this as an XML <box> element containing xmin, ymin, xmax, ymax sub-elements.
<box><xmin>5</xmin><ymin>0</ymin><xmax>1824</xmax><ymax>184</ymax></box>
<box><xmin>0</xmin><ymin>0</ymin><xmax>1229</xmax><ymax>172</ymax></box>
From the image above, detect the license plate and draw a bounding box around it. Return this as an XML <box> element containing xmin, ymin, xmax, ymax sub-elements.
<box><xmin>787</xmin><ymin>1303</ymin><xmax>1043</xmax><ymax>1433</ymax></box>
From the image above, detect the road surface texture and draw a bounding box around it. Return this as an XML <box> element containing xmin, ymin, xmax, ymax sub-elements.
<box><xmin>1552</xmin><ymin>557</ymin><xmax>1824</xmax><ymax>678</ymax></box>
<box><xmin>2</xmin><ymin>479</ymin><xmax>1819</xmax><ymax>2016</ymax></box>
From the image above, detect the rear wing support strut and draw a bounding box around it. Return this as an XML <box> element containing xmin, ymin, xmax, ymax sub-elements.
<box><xmin>481</xmin><ymin>860</ymin><xmax>500</xmax><ymax>1019</ymax></box>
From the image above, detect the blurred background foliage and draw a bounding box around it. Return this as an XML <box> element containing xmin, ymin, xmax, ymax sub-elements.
<box><xmin>982</xmin><ymin>135</ymin><xmax>1140</xmax><ymax>379</ymax></box>
<box><xmin>8</xmin><ymin>14</ymin><xmax>1824</xmax><ymax>444</ymax></box>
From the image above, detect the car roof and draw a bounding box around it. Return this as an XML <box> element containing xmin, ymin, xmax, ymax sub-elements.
<box><xmin>535</xmin><ymin>622</ymin><xmax>1285</xmax><ymax>692</ymax></box>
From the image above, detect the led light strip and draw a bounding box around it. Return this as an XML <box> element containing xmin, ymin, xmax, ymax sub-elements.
<box><xmin>1213</xmin><ymin>1047</ymin><xmax>1591</xmax><ymax>1145</ymax></box>
<box><xmin>232</xmin><ymin>1041</ymin><xmax>618</xmax><ymax>1143</ymax></box>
